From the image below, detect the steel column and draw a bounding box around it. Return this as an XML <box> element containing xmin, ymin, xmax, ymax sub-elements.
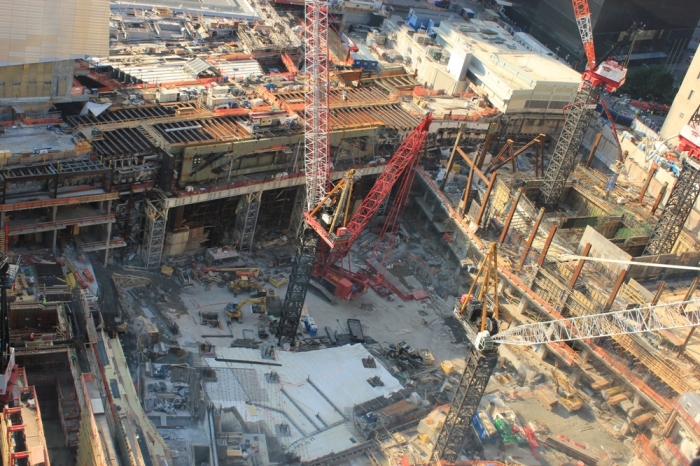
<box><xmin>441</xmin><ymin>127</ymin><xmax>464</xmax><ymax>190</ymax></box>
<box><xmin>650</xmin><ymin>182</ymin><xmax>668</xmax><ymax>215</ymax></box>
<box><xmin>644</xmin><ymin>159</ymin><xmax>700</xmax><ymax>256</ymax></box>
<box><xmin>569</xmin><ymin>243</ymin><xmax>591</xmax><ymax>288</ymax></box>
<box><xmin>586</xmin><ymin>132</ymin><xmax>603</xmax><ymax>168</ymax></box>
<box><xmin>517</xmin><ymin>207</ymin><xmax>545</xmax><ymax>270</ymax></box>
<box><xmin>604</xmin><ymin>269</ymin><xmax>627</xmax><ymax>311</ymax></box>
<box><xmin>637</xmin><ymin>162</ymin><xmax>658</xmax><ymax>203</ymax></box>
<box><xmin>498</xmin><ymin>188</ymin><xmax>522</xmax><ymax>244</ymax></box>
<box><xmin>475</xmin><ymin>173</ymin><xmax>497</xmax><ymax>228</ymax></box>
<box><xmin>537</xmin><ymin>225</ymin><xmax>558</xmax><ymax>267</ymax></box>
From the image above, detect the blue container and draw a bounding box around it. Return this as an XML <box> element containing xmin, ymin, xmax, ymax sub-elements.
<box><xmin>309</xmin><ymin>324</ymin><xmax>318</xmax><ymax>337</ymax></box>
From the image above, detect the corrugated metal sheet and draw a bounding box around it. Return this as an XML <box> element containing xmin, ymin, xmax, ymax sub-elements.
<box><xmin>184</xmin><ymin>57</ymin><xmax>213</xmax><ymax>76</ymax></box>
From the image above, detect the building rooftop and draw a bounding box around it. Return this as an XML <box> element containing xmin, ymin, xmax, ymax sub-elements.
<box><xmin>204</xmin><ymin>344</ymin><xmax>403</xmax><ymax>462</ymax></box>
<box><xmin>111</xmin><ymin>0</ymin><xmax>259</xmax><ymax>20</ymax></box>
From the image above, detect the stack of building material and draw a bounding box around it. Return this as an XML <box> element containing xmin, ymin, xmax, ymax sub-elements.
<box><xmin>544</xmin><ymin>435</ymin><xmax>599</xmax><ymax>465</ymax></box>
<box><xmin>417</xmin><ymin>406</ymin><xmax>447</xmax><ymax>444</ymax></box>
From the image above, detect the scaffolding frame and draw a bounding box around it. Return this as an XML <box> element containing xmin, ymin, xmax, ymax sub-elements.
<box><xmin>142</xmin><ymin>193</ymin><xmax>168</xmax><ymax>269</ymax></box>
<box><xmin>232</xmin><ymin>191</ymin><xmax>262</xmax><ymax>252</ymax></box>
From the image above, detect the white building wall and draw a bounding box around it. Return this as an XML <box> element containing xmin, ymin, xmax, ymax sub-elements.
<box><xmin>661</xmin><ymin>52</ymin><xmax>700</xmax><ymax>143</ymax></box>
<box><xmin>0</xmin><ymin>0</ymin><xmax>110</xmax><ymax>66</ymax></box>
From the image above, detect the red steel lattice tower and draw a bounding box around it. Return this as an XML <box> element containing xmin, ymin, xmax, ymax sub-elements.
<box><xmin>304</xmin><ymin>0</ymin><xmax>330</xmax><ymax>210</ymax></box>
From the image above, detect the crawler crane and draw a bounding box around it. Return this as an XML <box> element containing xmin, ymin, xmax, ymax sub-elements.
<box><xmin>429</xmin><ymin>243</ymin><xmax>700</xmax><ymax>463</ymax></box>
<box><xmin>276</xmin><ymin>0</ymin><xmax>432</xmax><ymax>344</ymax></box>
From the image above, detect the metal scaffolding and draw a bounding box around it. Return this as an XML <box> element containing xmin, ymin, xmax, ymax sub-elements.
<box><xmin>232</xmin><ymin>191</ymin><xmax>262</xmax><ymax>252</ymax></box>
<box><xmin>142</xmin><ymin>194</ymin><xmax>168</xmax><ymax>269</ymax></box>
<box><xmin>430</xmin><ymin>349</ymin><xmax>499</xmax><ymax>463</ymax></box>
<box><xmin>643</xmin><ymin>158</ymin><xmax>700</xmax><ymax>256</ymax></box>
<box><xmin>538</xmin><ymin>80</ymin><xmax>600</xmax><ymax>206</ymax></box>
<box><xmin>277</xmin><ymin>228</ymin><xmax>318</xmax><ymax>346</ymax></box>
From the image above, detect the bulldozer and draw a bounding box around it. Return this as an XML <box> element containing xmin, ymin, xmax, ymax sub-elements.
<box><xmin>551</xmin><ymin>367</ymin><xmax>583</xmax><ymax>413</ymax></box>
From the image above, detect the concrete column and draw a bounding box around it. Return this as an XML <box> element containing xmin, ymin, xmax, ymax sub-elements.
<box><xmin>172</xmin><ymin>206</ymin><xmax>185</xmax><ymax>230</ymax></box>
<box><xmin>104</xmin><ymin>200</ymin><xmax>112</xmax><ymax>266</ymax></box>
<box><xmin>516</xmin><ymin>299</ymin><xmax>528</xmax><ymax>315</ymax></box>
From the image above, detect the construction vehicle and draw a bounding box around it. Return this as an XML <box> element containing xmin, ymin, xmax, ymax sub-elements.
<box><xmin>230</xmin><ymin>277</ymin><xmax>265</xmax><ymax>296</ymax></box>
<box><xmin>226</xmin><ymin>294</ymin><xmax>280</xmax><ymax>322</ymax></box>
<box><xmin>537</xmin><ymin>0</ymin><xmax>639</xmax><ymax>207</ymax></box>
<box><xmin>644</xmin><ymin>103</ymin><xmax>700</xmax><ymax>255</ymax></box>
<box><xmin>550</xmin><ymin>367</ymin><xmax>584</xmax><ymax>412</ymax></box>
<box><xmin>269</xmin><ymin>273</ymin><xmax>288</xmax><ymax>288</ymax></box>
<box><xmin>429</xmin><ymin>243</ymin><xmax>700</xmax><ymax>463</ymax></box>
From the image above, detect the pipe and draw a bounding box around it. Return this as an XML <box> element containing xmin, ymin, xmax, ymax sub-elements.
<box><xmin>651</xmin><ymin>182</ymin><xmax>668</xmax><ymax>215</ymax></box>
<box><xmin>586</xmin><ymin>133</ymin><xmax>603</xmax><ymax>168</ymax></box>
<box><xmin>604</xmin><ymin>269</ymin><xmax>627</xmax><ymax>311</ymax></box>
<box><xmin>517</xmin><ymin>207</ymin><xmax>545</xmax><ymax>270</ymax></box>
<box><xmin>537</xmin><ymin>225</ymin><xmax>558</xmax><ymax>267</ymax></box>
<box><xmin>637</xmin><ymin>162</ymin><xmax>658</xmax><ymax>203</ymax></box>
<box><xmin>498</xmin><ymin>188</ymin><xmax>522</xmax><ymax>244</ymax></box>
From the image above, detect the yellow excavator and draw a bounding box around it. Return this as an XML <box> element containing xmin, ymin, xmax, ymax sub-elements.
<box><xmin>551</xmin><ymin>367</ymin><xmax>583</xmax><ymax>412</ymax></box>
<box><xmin>225</xmin><ymin>297</ymin><xmax>268</xmax><ymax>322</ymax></box>
<box><xmin>229</xmin><ymin>277</ymin><xmax>266</xmax><ymax>297</ymax></box>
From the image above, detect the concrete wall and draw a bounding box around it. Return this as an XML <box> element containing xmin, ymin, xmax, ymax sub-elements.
<box><xmin>0</xmin><ymin>60</ymin><xmax>74</xmax><ymax>102</ymax></box>
<box><xmin>580</xmin><ymin>225</ymin><xmax>631</xmax><ymax>277</ymax></box>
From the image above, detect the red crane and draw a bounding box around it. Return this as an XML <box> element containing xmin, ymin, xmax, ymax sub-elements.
<box><xmin>304</xmin><ymin>115</ymin><xmax>433</xmax><ymax>299</ymax></box>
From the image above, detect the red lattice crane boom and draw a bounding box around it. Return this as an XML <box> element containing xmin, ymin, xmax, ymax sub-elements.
<box><xmin>572</xmin><ymin>0</ymin><xmax>596</xmax><ymax>70</ymax></box>
<box><xmin>304</xmin><ymin>115</ymin><xmax>432</xmax><ymax>298</ymax></box>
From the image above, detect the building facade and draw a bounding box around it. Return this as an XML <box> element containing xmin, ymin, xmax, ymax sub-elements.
<box><xmin>508</xmin><ymin>0</ymin><xmax>700</xmax><ymax>69</ymax></box>
<box><xmin>661</xmin><ymin>52</ymin><xmax>700</xmax><ymax>142</ymax></box>
<box><xmin>0</xmin><ymin>0</ymin><xmax>110</xmax><ymax>102</ymax></box>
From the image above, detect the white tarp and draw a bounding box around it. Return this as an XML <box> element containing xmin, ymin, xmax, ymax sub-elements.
<box><xmin>80</xmin><ymin>102</ymin><xmax>112</xmax><ymax>117</ymax></box>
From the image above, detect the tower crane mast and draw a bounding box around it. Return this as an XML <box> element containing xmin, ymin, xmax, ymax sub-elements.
<box><xmin>644</xmin><ymin>104</ymin><xmax>700</xmax><ymax>255</ymax></box>
<box><xmin>429</xmin><ymin>244</ymin><xmax>700</xmax><ymax>464</ymax></box>
<box><xmin>276</xmin><ymin>0</ymin><xmax>331</xmax><ymax>346</ymax></box>
<box><xmin>538</xmin><ymin>0</ymin><xmax>635</xmax><ymax>206</ymax></box>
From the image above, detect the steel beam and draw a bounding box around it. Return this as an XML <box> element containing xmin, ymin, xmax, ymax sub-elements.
<box><xmin>605</xmin><ymin>269</ymin><xmax>627</xmax><ymax>311</ymax></box>
<box><xmin>586</xmin><ymin>133</ymin><xmax>603</xmax><ymax>168</ymax></box>
<box><xmin>475</xmin><ymin>173</ymin><xmax>497</xmax><ymax>228</ymax></box>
